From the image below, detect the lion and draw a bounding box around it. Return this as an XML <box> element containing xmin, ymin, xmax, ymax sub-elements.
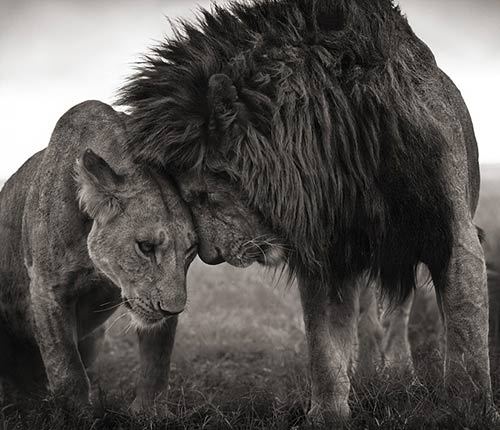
<box><xmin>119</xmin><ymin>0</ymin><xmax>494</xmax><ymax>422</ymax></box>
<box><xmin>0</xmin><ymin>100</ymin><xmax>196</xmax><ymax>412</ymax></box>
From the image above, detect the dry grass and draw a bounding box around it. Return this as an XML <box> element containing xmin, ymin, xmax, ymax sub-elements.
<box><xmin>1</xmin><ymin>167</ymin><xmax>500</xmax><ymax>429</ymax></box>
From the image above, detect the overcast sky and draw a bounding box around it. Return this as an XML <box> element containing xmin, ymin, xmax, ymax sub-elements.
<box><xmin>0</xmin><ymin>0</ymin><xmax>499</xmax><ymax>179</ymax></box>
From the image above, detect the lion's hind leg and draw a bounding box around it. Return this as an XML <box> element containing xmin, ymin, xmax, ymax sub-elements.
<box><xmin>433</xmin><ymin>219</ymin><xmax>495</xmax><ymax>417</ymax></box>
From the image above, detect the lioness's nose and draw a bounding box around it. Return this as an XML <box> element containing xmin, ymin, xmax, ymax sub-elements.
<box><xmin>156</xmin><ymin>301</ymin><xmax>184</xmax><ymax>316</ymax></box>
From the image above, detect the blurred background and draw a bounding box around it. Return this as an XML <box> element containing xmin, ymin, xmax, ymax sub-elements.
<box><xmin>0</xmin><ymin>0</ymin><xmax>499</xmax><ymax>179</ymax></box>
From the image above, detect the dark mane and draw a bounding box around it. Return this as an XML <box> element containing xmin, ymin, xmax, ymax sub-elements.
<box><xmin>118</xmin><ymin>0</ymin><xmax>454</xmax><ymax>302</ymax></box>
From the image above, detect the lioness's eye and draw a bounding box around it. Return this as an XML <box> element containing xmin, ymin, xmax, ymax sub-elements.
<box><xmin>137</xmin><ymin>241</ymin><xmax>155</xmax><ymax>256</ymax></box>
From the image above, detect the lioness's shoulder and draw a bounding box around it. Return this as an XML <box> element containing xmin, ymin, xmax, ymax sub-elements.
<box><xmin>21</xmin><ymin>101</ymin><xmax>127</xmax><ymax>272</ymax></box>
<box><xmin>54</xmin><ymin>100</ymin><xmax>126</xmax><ymax>135</ymax></box>
<box><xmin>45</xmin><ymin>101</ymin><xmax>129</xmax><ymax>174</ymax></box>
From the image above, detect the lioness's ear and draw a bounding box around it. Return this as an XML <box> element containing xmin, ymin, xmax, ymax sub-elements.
<box><xmin>74</xmin><ymin>149</ymin><xmax>124</xmax><ymax>223</ymax></box>
<box><xmin>207</xmin><ymin>73</ymin><xmax>241</xmax><ymax>135</ymax></box>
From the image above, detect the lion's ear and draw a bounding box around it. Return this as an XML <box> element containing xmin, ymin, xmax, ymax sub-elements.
<box><xmin>74</xmin><ymin>149</ymin><xmax>124</xmax><ymax>223</ymax></box>
<box><xmin>207</xmin><ymin>73</ymin><xmax>241</xmax><ymax>135</ymax></box>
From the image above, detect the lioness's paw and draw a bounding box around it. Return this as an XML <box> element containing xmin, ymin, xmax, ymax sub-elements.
<box><xmin>46</xmin><ymin>391</ymin><xmax>92</xmax><ymax>417</ymax></box>
<box><xmin>51</xmin><ymin>384</ymin><xmax>91</xmax><ymax>410</ymax></box>
<box><xmin>307</xmin><ymin>401</ymin><xmax>350</xmax><ymax>427</ymax></box>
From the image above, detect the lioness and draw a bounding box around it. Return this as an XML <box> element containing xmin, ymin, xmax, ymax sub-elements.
<box><xmin>0</xmin><ymin>101</ymin><xmax>196</xmax><ymax>411</ymax></box>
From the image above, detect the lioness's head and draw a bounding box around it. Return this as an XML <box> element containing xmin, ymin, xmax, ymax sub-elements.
<box><xmin>175</xmin><ymin>170</ymin><xmax>284</xmax><ymax>268</ymax></box>
<box><xmin>75</xmin><ymin>149</ymin><xmax>196</xmax><ymax>326</ymax></box>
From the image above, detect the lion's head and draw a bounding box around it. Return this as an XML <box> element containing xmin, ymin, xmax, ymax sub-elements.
<box><xmin>75</xmin><ymin>149</ymin><xmax>196</xmax><ymax>326</ymax></box>
<box><xmin>175</xmin><ymin>170</ymin><xmax>284</xmax><ymax>267</ymax></box>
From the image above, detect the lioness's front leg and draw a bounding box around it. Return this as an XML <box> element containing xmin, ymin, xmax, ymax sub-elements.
<box><xmin>299</xmin><ymin>277</ymin><xmax>360</xmax><ymax>423</ymax></box>
<box><xmin>30</xmin><ymin>277</ymin><xmax>90</xmax><ymax>404</ymax></box>
<box><xmin>433</xmin><ymin>221</ymin><xmax>493</xmax><ymax>407</ymax></box>
<box><xmin>131</xmin><ymin>315</ymin><xmax>178</xmax><ymax>415</ymax></box>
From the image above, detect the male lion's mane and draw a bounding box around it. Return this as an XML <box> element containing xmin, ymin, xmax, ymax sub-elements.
<box><xmin>119</xmin><ymin>0</ymin><xmax>454</xmax><ymax>301</ymax></box>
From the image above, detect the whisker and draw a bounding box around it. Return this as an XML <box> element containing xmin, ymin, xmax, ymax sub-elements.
<box><xmin>95</xmin><ymin>297</ymin><xmax>142</xmax><ymax>313</ymax></box>
<box><xmin>250</xmin><ymin>240</ymin><xmax>268</xmax><ymax>265</ymax></box>
<box><xmin>105</xmin><ymin>312</ymin><xmax>129</xmax><ymax>334</ymax></box>
<box><xmin>249</xmin><ymin>234</ymin><xmax>293</xmax><ymax>252</ymax></box>
<box><xmin>259</xmin><ymin>238</ymin><xmax>292</xmax><ymax>251</ymax></box>
<box><xmin>240</xmin><ymin>239</ymin><xmax>255</xmax><ymax>249</ymax></box>
<box><xmin>122</xmin><ymin>320</ymin><xmax>135</xmax><ymax>336</ymax></box>
<box><xmin>95</xmin><ymin>302</ymin><xmax>125</xmax><ymax>313</ymax></box>
<box><xmin>99</xmin><ymin>301</ymin><xmax>115</xmax><ymax>307</ymax></box>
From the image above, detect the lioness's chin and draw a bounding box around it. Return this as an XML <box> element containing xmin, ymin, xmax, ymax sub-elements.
<box><xmin>128</xmin><ymin>311</ymin><xmax>167</xmax><ymax>330</ymax></box>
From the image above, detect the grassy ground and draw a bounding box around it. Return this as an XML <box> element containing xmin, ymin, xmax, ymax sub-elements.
<box><xmin>1</xmin><ymin>167</ymin><xmax>500</xmax><ymax>429</ymax></box>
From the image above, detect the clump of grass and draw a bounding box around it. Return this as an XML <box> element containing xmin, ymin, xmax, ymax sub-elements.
<box><xmin>2</xmin><ymin>362</ymin><xmax>499</xmax><ymax>430</ymax></box>
<box><xmin>350</xmin><ymin>368</ymin><xmax>499</xmax><ymax>430</ymax></box>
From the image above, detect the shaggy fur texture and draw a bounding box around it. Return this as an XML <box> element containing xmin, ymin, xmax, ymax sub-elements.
<box><xmin>119</xmin><ymin>0</ymin><xmax>454</xmax><ymax>301</ymax></box>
